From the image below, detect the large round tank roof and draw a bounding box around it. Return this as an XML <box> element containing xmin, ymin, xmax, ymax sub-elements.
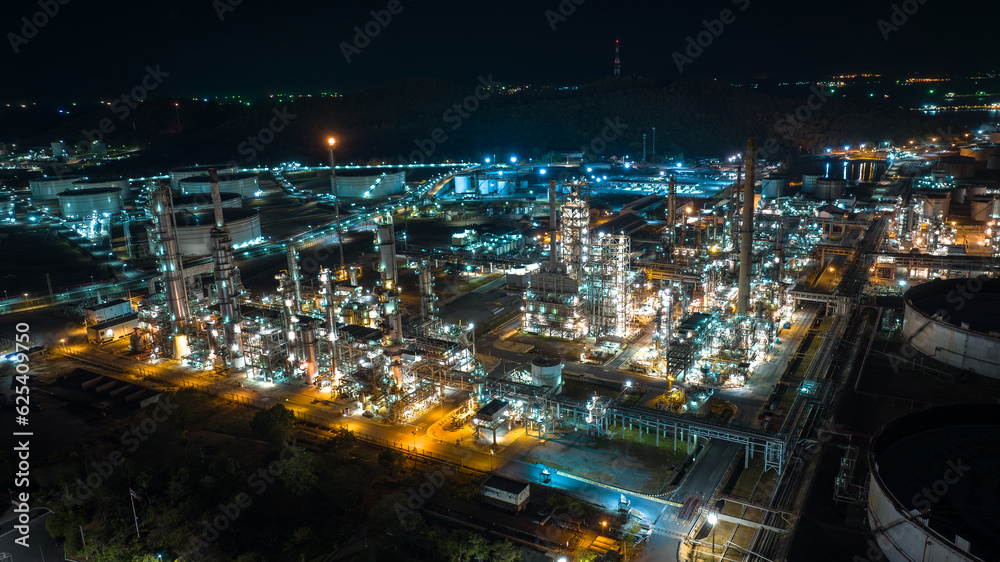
<box><xmin>178</xmin><ymin>172</ymin><xmax>257</xmax><ymax>183</ymax></box>
<box><xmin>904</xmin><ymin>277</ymin><xmax>1000</xmax><ymax>334</ymax></box>
<box><xmin>171</xmin><ymin>165</ymin><xmax>237</xmax><ymax>173</ymax></box>
<box><xmin>173</xmin><ymin>207</ymin><xmax>257</xmax><ymax>227</ymax></box>
<box><xmin>34</xmin><ymin>175</ymin><xmax>84</xmax><ymax>183</ymax></box>
<box><xmin>531</xmin><ymin>356</ymin><xmax>562</xmax><ymax>368</ymax></box>
<box><xmin>72</xmin><ymin>177</ymin><xmax>126</xmax><ymax>184</ymax></box>
<box><xmin>870</xmin><ymin>404</ymin><xmax>1000</xmax><ymax>560</ymax></box>
<box><xmin>172</xmin><ymin>192</ymin><xmax>241</xmax><ymax>206</ymax></box>
<box><xmin>57</xmin><ymin>187</ymin><xmax>122</xmax><ymax>197</ymax></box>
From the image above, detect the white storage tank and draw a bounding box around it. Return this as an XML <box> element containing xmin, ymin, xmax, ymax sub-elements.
<box><xmin>815</xmin><ymin>177</ymin><xmax>846</xmax><ymax>200</ymax></box>
<box><xmin>169</xmin><ymin>164</ymin><xmax>238</xmax><ymax>191</ymax></box>
<box><xmin>959</xmin><ymin>145</ymin><xmax>1000</xmax><ymax>164</ymax></box>
<box><xmin>801</xmin><ymin>174</ymin><xmax>820</xmax><ymax>194</ymax></box>
<box><xmin>58</xmin><ymin>188</ymin><xmax>123</xmax><ymax>218</ymax></box>
<box><xmin>761</xmin><ymin>174</ymin><xmax>788</xmax><ymax>198</ymax></box>
<box><xmin>988</xmin><ymin>154</ymin><xmax>1000</xmax><ymax>170</ymax></box>
<box><xmin>51</xmin><ymin>141</ymin><xmax>67</xmax><ymax>158</ymax></box>
<box><xmin>530</xmin><ymin>356</ymin><xmax>563</xmax><ymax>390</ymax></box>
<box><xmin>72</xmin><ymin>177</ymin><xmax>131</xmax><ymax>200</ymax></box>
<box><xmin>171</xmin><ymin>192</ymin><xmax>242</xmax><ymax>213</ymax></box>
<box><xmin>179</xmin><ymin>173</ymin><xmax>259</xmax><ymax>198</ymax></box>
<box><xmin>333</xmin><ymin>170</ymin><xmax>406</xmax><ymax>198</ymax></box>
<box><xmin>154</xmin><ymin>208</ymin><xmax>262</xmax><ymax>256</ymax></box>
<box><xmin>29</xmin><ymin>175</ymin><xmax>84</xmax><ymax>200</ymax></box>
<box><xmin>970</xmin><ymin>195</ymin><xmax>997</xmax><ymax>222</ymax></box>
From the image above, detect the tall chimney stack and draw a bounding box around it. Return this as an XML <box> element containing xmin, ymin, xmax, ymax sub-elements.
<box><xmin>737</xmin><ymin>138</ymin><xmax>756</xmax><ymax>315</ymax></box>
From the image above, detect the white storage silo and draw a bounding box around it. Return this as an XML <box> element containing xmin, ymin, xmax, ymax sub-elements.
<box><xmin>58</xmin><ymin>188</ymin><xmax>123</xmax><ymax>218</ymax></box>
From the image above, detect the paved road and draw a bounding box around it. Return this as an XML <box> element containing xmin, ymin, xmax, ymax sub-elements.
<box><xmin>0</xmin><ymin>507</ymin><xmax>71</xmax><ymax>562</ymax></box>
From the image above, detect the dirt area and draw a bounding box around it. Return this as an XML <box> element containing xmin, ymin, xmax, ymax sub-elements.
<box><xmin>522</xmin><ymin>429</ymin><xmax>687</xmax><ymax>495</ymax></box>
<box><xmin>508</xmin><ymin>332</ymin><xmax>589</xmax><ymax>360</ymax></box>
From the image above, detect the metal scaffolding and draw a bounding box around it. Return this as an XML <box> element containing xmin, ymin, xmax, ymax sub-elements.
<box><xmin>586</xmin><ymin>232</ymin><xmax>630</xmax><ymax>338</ymax></box>
<box><xmin>559</xmin><ymin>184</ymin><xmax>590</xmax><ymax>280</ymax></box>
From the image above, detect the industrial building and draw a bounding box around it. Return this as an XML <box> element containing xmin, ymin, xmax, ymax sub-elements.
<box><xmin>132</xmin><ymin>168</ymin><xmax>482</xmax><ymax>422</ymax></box>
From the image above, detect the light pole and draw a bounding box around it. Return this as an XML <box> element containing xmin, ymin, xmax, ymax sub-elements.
<box><xmin>601</xmin><ymin>520</ymin><xmax>607</xmax><ymax>536</ymax></box>
<box><xmin>489</xmin><ymin>448</ymin><xmax>495</xmax><ymax>473</ymax></box>
<box><xmin>328</xmin><ymin>137</ymin><xmax>345</xmax><ymax>271</ymax></box>
<box><xmin>707</xmin><ymin>512</ymin><xmax>718</xmax><ymax>560</ymax></box>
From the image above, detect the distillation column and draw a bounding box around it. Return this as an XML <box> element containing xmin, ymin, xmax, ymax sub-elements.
<box><xmin>737</xmin><ymin>138</ymin><xmax>756</xmax><ymax>316</ymax></box>
<box><xmin>151</xmin><ymin>185</ymin><xmax>190</xmax><ymax>358</ymax></box>
<box><xmin>417</xmin><ymin>259</ymin><xmax>438</xmax><ymax>321</ymax></box>
<box><xmin>319</xmin><ymin>268</ymin><xmax>339</xmax><ymax>384</ymax></box>
<box><xmin>286</xmin><ymin>242</ymin><xmax>302</xmax><ymax>311</ymax></box>
<box><xmin>548</xmin><ymin>179</ymin><xmax>559</xmax><ymax>270</ymax></box>
<box><xmin>376</xmin><ymin>213</ymin><xmax>403</xmax><ymax>384</ymax></box>
<box><xmin>209</xmin><ymin>168</ymin><xmax>246</xmax><ymax>372</ymax></box>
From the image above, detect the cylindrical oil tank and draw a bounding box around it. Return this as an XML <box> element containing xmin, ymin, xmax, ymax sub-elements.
<box><xmin>72</xmin><ymin>177</ymin><xmax>131</xmax><ymax>200</ymax></box>
<box><xmin>968</xmin><ymin>185</ymin><xmax>987</xmax><ymax>198</ymax></box>
<box><xmin>800</xmin><ymin>174</ymin><xmax>820</xmax><ymax>194</ymax></box>
<box><xmin>179</xmin><ymin>173</ymin><xmax>259</xmax><ymax>198</ymax></box>
<box><xmin>988</xmin><ymin>154</ymin><xmax>1000</xmax><ymax>170</ymax></box>
<box><xmin>951</xmin><ymin>186</ymin><xmax>967</xmax><ymax>205</ymax></box>
<box><xmin>815</xmin><ymin>177</ymin><xmax>846</xmax><ymax>200</ymax></box>
<box><xmin>761</xmin><ymin>174</ymin><xmax>787</xmax><ymax>198</ymax></box>
<box><xmin>989</xmin><ymin>132</ymin><xmax>1000</xmax><ymax>145</ymax></box>
<box><xmin>171</xmin><ymin>192</ymin><xmax>242</xmax><ymax>213</ymax></box>
<box><xmin>970</xmin><ymin>195</ymin><xmax>997</xmax><ymax>222</ymax></box>
<box><xmin>903</xmin><ymin>278</ymin><xmax>1000</xmax><ymax>377</ymax></box>
<box><xmin>937</xmin><ymin>155</ymin><xmax>976</xmax><ymax>178</ymax></box>
<box><xmin>530</xmin><ymin>356</ymin><xmax>563</xmax><ymax>389</ymax></box>
<box><xmin>332</xmin><ymin>170</ymin><xmax>406</xmax><ymax>198</ymax></box>
<box><xmin>916</xmin><ymin>192</ymin><xmax>951</xmax><ymax>220</ymax></box>
<box><xmin>150</xmin><ymin>208</ymin><xmax>261</xmax><ymax>256</ymax></box>
<box><xmin>169</xmin><ymin>164</ymin><xmax>238</xmax><ymax>191</ymax></box>
<box><xmin>58</xmin><ymin>188</ymin><xmax>123</xmax><ymax>218</ymax></box>
<box><xmin>29</xmin><ymin>175</ymin><xmax>84</xmax><ymax>200</ymax></box>
<box><xmin>959</xmin><ymin>145</ymin><xmax>999</xmax><ymax>164</ymax></box>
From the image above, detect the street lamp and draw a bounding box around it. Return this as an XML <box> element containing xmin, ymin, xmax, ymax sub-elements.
<box><xmin>601</xmin><ymin>521</ymin><xmax>607</xmax><ymax>536</ymax></box>
<box><xmin>489</xmin><ymin>448</ymin><xmax>495</xmax><ymax>473</ymax></box>
<box><xmin>327</xmin><ymin>137</ymin><xmax>345</xmax><ymax>270</ymax></box>
<box><xmin>707</xmin><ymin>512</ymin><xmax>718</xmax><ymax>560</ymax></box>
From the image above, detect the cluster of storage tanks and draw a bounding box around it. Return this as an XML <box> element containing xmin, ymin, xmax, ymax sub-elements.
<box><xmin>28</xmin><ymin>176</ymin><xmax>133</xmax><ymax>218</ymax></box>
<box><xmin>801</xmin><ymin>174</ymin><xmax>847</xmax><ymax>200</ymax></box>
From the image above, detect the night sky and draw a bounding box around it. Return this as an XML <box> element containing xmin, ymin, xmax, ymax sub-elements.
<box><xmin>2</xmin><ymin>0</ymin><xmax>998</xmax><ymax>102</ymax></box>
